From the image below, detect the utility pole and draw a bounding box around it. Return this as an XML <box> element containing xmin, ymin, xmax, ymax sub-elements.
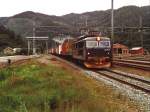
<box><xmin>139</xmin><ymin>16</ymin><xmax>143</xmax><ymax>48</ymax></box>
<box><xmin>85</xmin><ymin>16</ymin><xmax>88</xmax><ymax>27</ymax></box>
<box><xmin>149</xmin><ymin>0</ymin><xmax>150</xmax><ymax>14</ymax></box>
<box><xmin>111</xmin><ymin>0</ymin><xmax>114</xmax><ymax>61</ymax></box>
<box><xmin>111</xmin><ymin>0</ymin><xmax>114</xmax><ymax>44</ymax></box>
<box><xmin>81</xmin><ymin>15</ymin><xmax>88</xmax><ymax>28</ymax></box>
<box><xmin>33</xmin><ymin>20</ymin><xmax>36</xmax><ymax>55</ymax></box>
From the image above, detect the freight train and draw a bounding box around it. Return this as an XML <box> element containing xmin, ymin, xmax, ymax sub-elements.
<box><xmin>50</xmin><ymin>31</ymin><xmax>112</xmax><ymax>68</ymax></box>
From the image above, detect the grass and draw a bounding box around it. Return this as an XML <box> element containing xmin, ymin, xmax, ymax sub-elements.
<box><xmin>0</xmin><ymin>60</ymin><xmax>138</xmax><ymax>112</ymax></box>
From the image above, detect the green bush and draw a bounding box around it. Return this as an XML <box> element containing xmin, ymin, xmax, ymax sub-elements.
<box><xmin>0</xmin><ymin>95</ymin><xmax>21</xmax><ymax>112</ymax></box>
<box><xmin>0</xmin><ymin>61</ymin><xmax>137</xmax><ymax>112</ymax></box>
<box><xmin>0</xmin><ymin>69</ymin><xmax>12</xmax><ymax>81</ymax></box>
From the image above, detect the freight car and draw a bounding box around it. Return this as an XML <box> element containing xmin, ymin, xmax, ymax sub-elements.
<box><xmin>51</xmin><ymin>32</ymin><xmax>112</xmax><ymax>68</ymax></box>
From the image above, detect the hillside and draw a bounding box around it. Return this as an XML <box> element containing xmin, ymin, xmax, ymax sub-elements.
<box><xmin>62</xmin><ymin>6</ymin><xmax>150</xmax><ymax>27</ymax></box>
<box><xmin>0</xmin><ymin>25</ymin><xmax>25</xmax><ymax>52</ymax></box>
<box><xmin>0</xmin><ymin>11</ymin><xmax>73</xmax><ymax>37</ymax></box>
<box><xmin>0</xmin><ymin>6</ymin><xmax>150</xmax><ymax>36</ymax></box>
<box><xmin>0</xmin><ymin>5</ymin><xmax>150</xmax><ymax>50</ymax></box>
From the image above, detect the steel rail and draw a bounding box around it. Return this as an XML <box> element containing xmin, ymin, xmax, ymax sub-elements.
<box><xmin>106</xmin><ymin>69</ymin><xmax>150</xmax><ymax>84</ymax></box>
<box><xmin>113</xmin><ymin>61</ymin><xmax>150</xmax><ymax>71</ymax></box>
<box><xmin>94</xmin><ymin>70</ymin><xmax>150</xmax><ymax>94</ymax></box>
<box><xmin>113</xmin><ymin>59</ymin><xmax>150</xmax><ymax>65</ymax></box>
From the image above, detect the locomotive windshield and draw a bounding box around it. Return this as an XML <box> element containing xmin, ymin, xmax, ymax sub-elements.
<box><xmin>86</xmin><ymin>41</ymin><xmax>110</xmax><ymax>48</ymax></box>
<box><xmin>99</xmin><ymin>41</ymin><xmax>110</xmax><ymax>47</ymax></box>
<box><xmin>86</xmin><ymin>41</ymin><xmax>98</xmax><ymax>48</ymax></box>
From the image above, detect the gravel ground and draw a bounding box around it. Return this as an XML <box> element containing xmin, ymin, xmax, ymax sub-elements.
<box><xmin>85</xmin><ymin>70</ymin><xmax>150</xmax><ymax>112</ymax></box>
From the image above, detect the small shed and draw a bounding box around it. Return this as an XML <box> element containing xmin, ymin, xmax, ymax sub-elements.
<box><xmin>3</xmin><ymin>47</ymin><xmax>14</xmax><ymax>55</ymax></box>
<box><xmin>130</xmin><ymin>47</ymin><xmax>144</xmax><ymax>56</ymax></box>
<box><xmin>113</xmin><ymin>43</ymin><xmax>129</xmax><ymax>56</ymax></box>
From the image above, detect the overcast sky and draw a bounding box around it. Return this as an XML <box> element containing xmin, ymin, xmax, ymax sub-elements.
<box><xmin>0</xmin><ymin>0</ymin><xmax>149</xmax><ymax>17</ymax></box>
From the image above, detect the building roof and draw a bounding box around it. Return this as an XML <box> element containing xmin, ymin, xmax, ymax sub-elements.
<box><xmin>4</xmin><ymin>47</ymin><xmax>13</xmax><ymax>50</ymax></box>
<box><xmin>53</xmin><ymin>36</ymin><xmax>73</xmax><ymax>44</ymax></box>
<box><xmin>25</xmin><ymin>37</ymin><xmax>49</xmax><ymax>40</ymax></box>
<box><xmin>113</xmin><ymin>43</ymin><xmax>128</xmax><ymax>49</ymax></box>
<box><xmin>130</xmin><ymin>47</ymin><xmax>143</xmax><ymax>50</ymax></box>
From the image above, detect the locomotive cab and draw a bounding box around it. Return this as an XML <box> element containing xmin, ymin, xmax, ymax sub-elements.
<box><xmin>72</xmin><ymin>35</ymin><xmax>112</xmax><ymax>68</ymax></box>
<box><xmin>84</xmin><ymin>37</ymin><xmax>111</xmax><ymax>68</ymax></box>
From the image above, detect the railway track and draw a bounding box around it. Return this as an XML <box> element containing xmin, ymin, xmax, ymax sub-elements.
<box><xmin>113</xmin><ymin>59</ymin><xmax>150</xmax><ymax>71</ymax></box>
<box><xmin>49</xmin><ymin>55</ymin><xmax>150</xmax><ymax>111</ymax></box>
<box><xmin>122</xmin><ymin>55</ymin><xmax>150</xmax><ymax>61</ymax></box>
<box><xmin>94</xmin><ymin>69</ymin><xmax>150</xmax><ymax>94</ymax></box>
<box><xmin>50</xmin><ymin>55</ymin><xmax>150</xmax><ymax>94</ymax></box>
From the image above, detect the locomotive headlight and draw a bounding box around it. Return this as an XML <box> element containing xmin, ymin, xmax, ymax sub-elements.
<box><xmin>96</xmin><ymin>37</ymin><xmax>101</xmax><ymax>41</ymax></box>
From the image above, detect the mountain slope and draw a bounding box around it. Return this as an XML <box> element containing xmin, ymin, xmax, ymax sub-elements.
<box><xmin>62</xmin><ymin>6</ymin><xmax>150</xmax><ymax>27</ymax></box>
<box><xmin>0</xmin><ymin>5</ymin><xmax>150</xmax><ymax>50</ymax></box>
<box><xmin>0</xmin><ymin>11</ymin><xmax>73</xmax><ymax>37</ymax></box>
<box><xmin>0</xmin><ymin>6</ymin><xmax>150</xmax><ymax>37</ymax></box>
<box><xmin>0</xmin><ymin>25</ymin><xmax>24</xmax><ymax>51</ymax></box>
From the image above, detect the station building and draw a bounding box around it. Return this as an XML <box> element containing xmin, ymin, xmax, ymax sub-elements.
<box><xmin>113</xmin><ymin>43</ymin><xmax>129</xmax><ymax>57</ymax></box>
<box><xmin>130</xmin><ymin>47</ymin><xmax>144</xmax><ymax>56</ymax></box>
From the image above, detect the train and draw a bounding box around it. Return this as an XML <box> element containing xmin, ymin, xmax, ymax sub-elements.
<box><xmin>50</xmin><ymin>31</ymin><xmax>112</xmax><ymax>68</ymax></box>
